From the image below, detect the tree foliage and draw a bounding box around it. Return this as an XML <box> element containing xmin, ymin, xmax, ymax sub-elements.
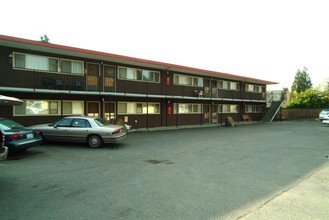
<box><xmin>285</xmin><ymin>88</ymin><xmax>329</xmax><ymax>108</ymax></box>
<box><xmin>291</xmin><ymin>67</ymin><xmax>312</xmax><ymax>94</ymax></box>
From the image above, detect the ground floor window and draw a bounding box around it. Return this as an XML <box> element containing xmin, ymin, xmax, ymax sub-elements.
<box><xmin>218</xmin><ymin>104</ymin><xmax>239</xmax><ymax>113</ymax></box>
<box><xmin>14</xmin><ymin>100</ymin><xmax>84</xmax><ymax>116</ymax></box>
<box><xmin>245</xmin><ymin>105</ymin><xmax>262</xmax><ymax>113</ymax></box>
<box><xmin>174</xmin><ymin>103</ymin><xmax>202</xmax><ymax>114</ymax></box>
<box><xmin>118</xmin><ymin>102</ymin><xmax>160</xmax><ymax>115</ymax></box>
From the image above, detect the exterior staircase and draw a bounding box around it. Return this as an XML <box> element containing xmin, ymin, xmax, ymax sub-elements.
<box><xmin>262</xmin><ymin>92</ymin><xmax>285</xmax><ymax>122</ymax></box>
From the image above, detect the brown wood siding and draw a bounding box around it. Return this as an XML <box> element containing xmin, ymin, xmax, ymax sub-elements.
<box><xmin>175</xmin><ymin>114</ymin><xmax>203</xmax><ymax>126</ymax></box>
<box><xmin>116</xmin><ymin>79</ymin><xmax>162</xmax><ymax>95</ymax></box>
<box><xmin>1</xmin><ymin>46</ymin><xmax>269</xmax><ymax>129</ymax></box>
<box><xmin>116</xmin><ymin>114</ymin><xmax>162</xmax><ymax>129</ymax></box>
<box><xmin>219</xmin><ymin>90</ymin><xmax>241</xmax><ymax>99</ymax></box>
<box><xmin>242</xmin><ymin>92</ymin><xmax>266</xmax><ymax>100</ymax></box>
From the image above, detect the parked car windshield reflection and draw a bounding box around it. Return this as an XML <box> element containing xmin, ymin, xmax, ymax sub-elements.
<box><xmin>0</xmin><ymin>119</ymin><xmax>24</xmax><ymax>130</ymax></box>
<box><xmin>94</xmin><ymin>117</ymin><xmax>110</xmax><ymax>127</ymax></box>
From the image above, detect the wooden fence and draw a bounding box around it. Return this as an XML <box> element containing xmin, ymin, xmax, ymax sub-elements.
<box><xmin>274</xmin><ymin>108</ymin><xmax>322</xmax><ymax>120</ymax></box>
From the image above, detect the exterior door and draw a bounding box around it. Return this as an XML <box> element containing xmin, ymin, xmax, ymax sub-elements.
<box><xmin>211</xmin><ymin>104</ymin><xmax>218</xmax><ymax>123</ymax></box>
<box><xmin>104</xmin><ymin>65</ymin><xmax>115</xmax><ymax>92</ymax></box>
<box><xmin>104</xmin><ymin>102</ymin><xmax>116</xmax><ymax>121</ymax></box>
<box><xmin>86</xmin><ymin>63</ymin><xmax>100</xmax><ymax>91</ymax></box>
<box><xmin>204</xmin><ymin>79</ymin><xmax>210</xmax><ymax>98</ymax></box>
<box><xmin>211</xmin><ymin>80</ymin><xmax>218</xmax><ymax>98</ymax></box>
<box><xmin>87</xmin><ymin>101</ymin><xmax>100</xmax><ymax>117</ymax></box>
<box><xmin>203</xmin><ymin>104</ymin><xmax>210</xmax><ymax>123</ymax></box>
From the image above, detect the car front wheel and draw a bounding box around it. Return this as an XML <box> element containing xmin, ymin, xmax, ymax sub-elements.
<box><xmin>88</xmin><ymin>135</ymin><xmax>103</xmax><ymax>148</ymax></box>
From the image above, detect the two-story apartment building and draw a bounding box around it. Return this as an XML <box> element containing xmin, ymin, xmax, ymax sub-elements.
<box><xmin>0</xmin><ymin>35</ymin><xmax>277</xmax><ymax>129</ymax></box>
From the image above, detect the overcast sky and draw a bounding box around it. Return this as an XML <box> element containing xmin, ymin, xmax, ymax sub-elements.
<box><xmin>2</xmin><ymin>0</ymin><xmax>329</xmax><ymax>90</ymax></box>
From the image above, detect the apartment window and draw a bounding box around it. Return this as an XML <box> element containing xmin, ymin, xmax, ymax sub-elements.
<box><xmin>218</xmin><ymin>80</ymin><xmax>239</xmax><ymax>90</ymax></box>
<box><xmin>143</xmin><ymin>70</ymin><xmax>160</xmax><ymax>82</ymax></box>
<box><xmin>218</xmin><ymin>104</ymin><xmax>239</xmax><ymax>113</ymax></box>
<box><xmin>173</xmin><ymin>74</ymin><xmax>203</xmax><ymax>87</ymax></box>
<box><xmin>173</xmin><ymin>103</ymin><xmax>202</xmax><ymax>114</ymax></box>
<box><xmin>49</xmin><ymin>59</ymin><xmax>58</xmax><ymax>72</ymax></box>
<box><xmin>61</xmin><ymin>59</ymin><xmax>84</xmax><ymax>75</ymax></box>
<box><xmin>14</xmin><ymin>53</ymin><xmax>59</xmax><ymax>72</ymax></box>
<box><xmin>14</xmin><ymin>53</ymin><xmax>25</xmax><ymax>68</ymax></box>
<box><xmin>87</xmin><ymin>63</ymin><xmax>99</xmax><ymax>75</ymax></box>
<box><xmin>245</xmin><ymin>105</ymin><xmax>262</xmax><ymax>113</ymax></box>
<box><xmin>118</xmin><ymin>102</ymin><xmax>160</xmax><ymax>114</ymax></box>
<box><xmin>13</xmin><ymin>52</ymin><xmax>84</xmax><ymax>75</ymax></box>
<box><xmin>118</xmin><ymin>67</ymin><xmax>160</xmax><ymax>83</ymax></box>
<box><xmin>14</xmin><ymin>100</ymin><xmax>58</xmax><ymax>115</ymax></box>
<box><xmin>63</xmin><ymin>101</ymin><xmax>84</xmax><ymax>115</ymax></box>
<box><xmin>245</xmin><ymin>84</ymin><xmax>262</xmax><ymax>93</ymax></box>
<box><xmin>14</xmin><ymin>100</ymin><xmax>84</xmax><ymax>116</ymax></box>
<box><xmin>60</xmin><ymin>60</ymin><xmax>71</xmax><ymax>73</ymax></box>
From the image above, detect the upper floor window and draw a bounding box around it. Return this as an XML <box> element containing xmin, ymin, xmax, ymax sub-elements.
<box><xmin>61</xmin><ymin>59</ymin><xmax>84</xmax><ymax>75</ymax></box>
<box><xmin>218</xmin><ymin>80</ymin><xmax>240</xmax><ymax>91</ymax></box>
<box><xmin>118</xmin><ymin>67</ymin><xmax>160</xmax><ymax>83</ymax></box>
<box><xmin>13</xmin><ymin>52</ymin><xmax>84</xmax><ymax>75</ymax></box>
<box><xmin>173</xmin><ymin>74</ymin><xmax>203</xmax><ymax>87</ymax></box>
<box><xmin>245</xmin><ymin>84</ymin><xmax>262</xmax><ymax>93</ymax></box>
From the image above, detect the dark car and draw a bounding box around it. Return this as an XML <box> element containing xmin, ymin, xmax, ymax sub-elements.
<box><xmin>29</xmin><ymin>116</ymin><xmax>127</xmax><ymax>148</ymax></box>
<box><xmin>0</xmin><ymin>118</ymin><xmax>43</xmax><ymax>153</ymax></box>
<box><xmin>0</xmin><ymin>129</ymin><xmax>8</xmax><ymax>160</ymax></box>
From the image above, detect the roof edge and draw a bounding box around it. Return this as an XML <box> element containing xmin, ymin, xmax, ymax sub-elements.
<box><xmin>0</xmin><ymin>34</ymin><xmax>278</xmax><ymax>85</ymax></box>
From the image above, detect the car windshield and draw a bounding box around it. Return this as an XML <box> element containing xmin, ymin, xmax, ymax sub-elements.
<box><xmin>0</xmin><ymin>119</ymin><xmax>24</xmax><ymax>131</ymax></box>
<box><xmin>94</xmin><ymin>117</ymin><xmax>110</xmax><ymax>127</ymax></box>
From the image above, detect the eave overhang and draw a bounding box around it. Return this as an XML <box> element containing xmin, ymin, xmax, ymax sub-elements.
<box><xmin>0</xmin><ymin>34</ymin><xmax>278</xmax><ymax>85</ymax></box>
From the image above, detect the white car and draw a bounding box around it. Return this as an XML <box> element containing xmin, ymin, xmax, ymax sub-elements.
<box><xmin>29</xmin><ymin>116</ymin><xmax>127</xmax><ymax>148</ymax></box>
<box><xmin>319</xmin><ymin>109</ymin><xmax>329</xmax><ymax>121</ymax></box>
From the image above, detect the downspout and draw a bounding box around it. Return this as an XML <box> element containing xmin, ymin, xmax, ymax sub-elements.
<box><xmin>60</xmin><ymin>94</ymin><xmax>63</xmax><ymax>118</ymax></box>
<box><xmin>176</xmin><ymin>98</ymin><xmax>179</xmax><ymax>128</ymax></box>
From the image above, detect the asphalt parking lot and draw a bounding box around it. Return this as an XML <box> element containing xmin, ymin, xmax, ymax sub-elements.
<box><xmin>1</xmin><ymin>120</ymin><xmax>329</xmax><ymax>220</ymax></box>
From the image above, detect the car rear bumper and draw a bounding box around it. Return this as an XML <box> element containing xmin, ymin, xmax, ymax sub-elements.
<box><xmin>103</xmin><ymin>133</ymin><xmax>127</xmax><ymax>144</ymax></box>
<box><xmin>0</xmin><ymin>146</ymin><xmax>8</xmax><ymax>160</ymax></box>
<box><xmin>6</xmin><ymin>137</ymin><xmax>43</xmax><ymax>152</ymax></box>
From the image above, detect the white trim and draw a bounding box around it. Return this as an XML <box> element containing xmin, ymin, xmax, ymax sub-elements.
<box><xmin>1</xmin><ymin>87</ymin><xmax>267</xmax><ymax>102</ymax></box>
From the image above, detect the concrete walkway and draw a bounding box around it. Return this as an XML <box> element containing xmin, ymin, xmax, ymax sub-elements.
<box><xmin>224</xmin><ymin>162</ymin><xmax>329</xmax><ymax>220</ymax></box>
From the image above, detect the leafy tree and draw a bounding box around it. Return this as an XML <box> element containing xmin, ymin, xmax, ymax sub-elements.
<box><xmin>291</xmin><ymin>67</ymin><xmax>312</xmax><ymax>94</ymax></box>
<box><xmin>285</xmin><ymin>88</ymin><xmax>329</xmax><ymax>108</ymax></box>
<box><xmin>324</xmin><ymin>77</ymin><xmax>329</xmax><ymax>92</ymax></box>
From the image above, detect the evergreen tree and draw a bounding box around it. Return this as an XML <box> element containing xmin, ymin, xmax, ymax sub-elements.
<box><xmin>291</xmin><ymin>67</ymin><xmax>312</xmax><ymax>94</ymax></box>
